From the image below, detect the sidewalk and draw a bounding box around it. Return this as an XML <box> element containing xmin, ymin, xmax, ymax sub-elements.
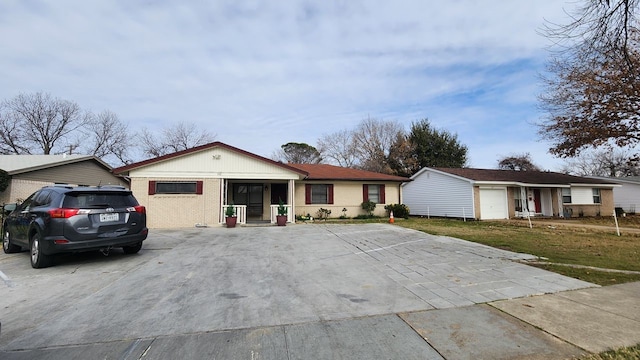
<box><xmin>491</xmin><ymin>281</ymin><xmax>640</xmax><ymax>355</ymax></box>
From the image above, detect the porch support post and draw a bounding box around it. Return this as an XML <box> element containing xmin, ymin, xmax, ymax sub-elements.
<box><xmin>520</xmin><ymin>187</ymin><xmax>528</xmax><ymax>213</ymax></box>
<box><xmin>220</xmin><ymin>179</ymin><xmax>227</xmax><ymax>224</ymax></box>
<box><xmin>289</xmin><ymin>179</ymin><xmax>295</xmax><ymax>223</ymax></box>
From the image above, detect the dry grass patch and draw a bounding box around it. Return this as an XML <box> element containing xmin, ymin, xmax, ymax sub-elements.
<box><xmin>579</xmin><ymin>343</ymin><xmax>640</xmax><ymax>360</ymax></box>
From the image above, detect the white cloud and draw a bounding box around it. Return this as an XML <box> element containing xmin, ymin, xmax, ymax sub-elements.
<box><xmin>0</xmin><ymin>0</ymin><xmax>575</xmax><ymax>169</ymax></box>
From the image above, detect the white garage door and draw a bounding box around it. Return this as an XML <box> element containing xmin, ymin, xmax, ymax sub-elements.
<box><xmin>479</xmin><ymin>188</ymin><xmax>508</xmax><ymax>220</ymax></box>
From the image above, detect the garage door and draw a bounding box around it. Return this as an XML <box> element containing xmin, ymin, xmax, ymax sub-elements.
<box><xmin>479</xmin><ymin>188</ymin><xmax>508</xmax><ymax>219</ymax></box>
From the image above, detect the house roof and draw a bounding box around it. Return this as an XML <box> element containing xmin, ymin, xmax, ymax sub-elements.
<box><xmin>430</xmin><ymin>167</ymin><xmax>619</xmax><ymax>185</ymax></box>
<box><xmin>112</xmin><ymin>142</ymin><xmax>309</xmax><ymax>176</ymax></box>
<box><xmin>290</xmin><ymin>163</ymin><xmax>409</xmax><ymax>182</ymax></box>
<box><xmin>590</xmin><ymin>176</ymin><xmax>640</xmax><ymax>185</ymax></box>
<box><xmin>0</xmin><ymin>154</ymin><xmax>112</xmax><ymax>175</ymax></box>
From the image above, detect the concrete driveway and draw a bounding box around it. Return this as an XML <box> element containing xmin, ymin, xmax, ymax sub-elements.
<box><xmin>0</xmin><ymin>224</ymin><xmax>595</xmax><ymax>359</ymax></box>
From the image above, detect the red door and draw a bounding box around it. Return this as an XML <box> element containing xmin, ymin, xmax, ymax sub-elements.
<box><xmin>533</xmin><ymin>189</ymin><xmax>542</xmax><ymax>213</ymax></box>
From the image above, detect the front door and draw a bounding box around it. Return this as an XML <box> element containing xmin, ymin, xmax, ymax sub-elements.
<box><xmin>534</xmin><ymin>189</ymin><xmax>542</xmax><ymax>213</ymax></box>
<box><xmin>233</xmin><ymin>184</ymin><xmax>263</xmax><ymax>218</ymax></box>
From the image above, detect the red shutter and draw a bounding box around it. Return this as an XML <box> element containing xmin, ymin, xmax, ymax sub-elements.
<box><xmin>148</xmin><ymin>181</ymin><xmax>156</xmax><ymax>195</ymax></box>
<box><xmin>380</xmin><ymin>184</ymin><xmax>386</xmax><ymax>204</ymax></box>
<box><xmin>305</xmin><ymin>184</ymin><xmax>312</xmax><ymax>204</ymax></box>
<box><xmin>196</xmin><ymin>181</ymin><xmax>203</xmax><ymax>194</ymax></box>
<box><xmin>328</xmin><ymin>184</ymin><xmax>334</xmax><ymax>204</ymax></box>
<box><xmin>363</xmin><ymin>184</ymin><xmax>369</xmax><ymax>202</ymax></box>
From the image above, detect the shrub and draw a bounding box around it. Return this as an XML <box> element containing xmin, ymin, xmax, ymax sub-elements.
<box><xmin>0</xmin><ymin>169</ymin><xmax>9</xmax><ymax>192</ymax></box>
<box><xmin>384</xmin><ymin>204</ymin><xmax>410</xmax><ymax>219</ymax></box>
<box><xmin>316</xmin><ymin>208</ymin><xmax>331</xmax><ymax>220</ymax></box>
<box><xmin>361</xmin><ymin>200</ymin><xmax>376</xmax><ymax>216</ymax></box>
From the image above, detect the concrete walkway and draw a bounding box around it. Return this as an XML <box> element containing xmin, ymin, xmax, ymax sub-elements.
<box><xmin>0</xmin><ymin>224</ymin><xmax>638</xmax><ymax>359</ymax></box>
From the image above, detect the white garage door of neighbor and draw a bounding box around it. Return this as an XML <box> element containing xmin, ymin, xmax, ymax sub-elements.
<box><xmin>479</xmin><ymin>188</ymin><xmax>508</xmax><ymax>220</ymax></box>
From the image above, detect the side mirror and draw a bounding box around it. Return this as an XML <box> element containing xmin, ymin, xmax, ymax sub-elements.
<box><xmin>3</xmin><ymin>203</ymin><xmax>17</xmax><ymax>215</ymax></box>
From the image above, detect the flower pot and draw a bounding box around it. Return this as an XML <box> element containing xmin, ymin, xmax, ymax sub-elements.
<box><xmin>276</xmin><ymin>215</ymin><xmax>287</xmax><ymax>226</ymax></box>
<box><xmin>226</xmin><ymin>216</ymin><xmax>237</xmax><ymax>228</ymax></box>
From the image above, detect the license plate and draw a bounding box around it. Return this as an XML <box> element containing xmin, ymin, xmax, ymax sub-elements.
<box><xmin>99</xmin><ymin>213</ymin><xmax>119</xmax><ymax>222</ymax></box>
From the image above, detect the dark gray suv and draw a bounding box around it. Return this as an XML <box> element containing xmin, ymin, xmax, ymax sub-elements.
<box><xmin>2</xmin><ymin>185</ymin><xmax>148</xmax><ymax>268</ymax></box>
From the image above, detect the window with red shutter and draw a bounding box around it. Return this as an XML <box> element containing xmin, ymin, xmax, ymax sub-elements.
<box><xmin>364</xmin><ymin>184</ymin><xmax>383</xmax><ymax>203</ymax></box>
<box><xmin>306</xmin><ymin>184</ymin><xmax>333</xmax><ymax>204</ymax></box>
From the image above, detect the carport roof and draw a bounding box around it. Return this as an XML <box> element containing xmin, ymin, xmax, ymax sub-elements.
<box><xmin>0</xmin><ymin>155</ymin><xmax>111</xmax><ymax>175</ymax></box>
<box><xmin>431</xmin><ymin>167</ymin><xmax>619</xmax><ymax>185</ymax></box>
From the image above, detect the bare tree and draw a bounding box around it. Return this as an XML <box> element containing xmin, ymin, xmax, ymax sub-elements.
<box><xmin>139</xmin><ymin>121</ymin><xmax>216</xmax><ymax>158</ymax></box>
<box><xmin>497</xmin><ymin>153</ymin><xmax>541</xmax><ymax>171</ymax></box>
<box><xmin>82</xmin><ymin>110</ymin><xmax>134</xmax><ymax>165</ymax></box>
<box><xmin>352</xmin><ymin>117</ymin><xmax>404</xmax><ymax>173</ymax></box>
<box><xmin>539</xmin><ymin>0</ymin><xmax>640</xmax><ymax>157</ymax></box>
<box><xmin>0</xmin><ymin>92</ymin><xmax>90</xmax><ymax>154</ymax></box>
<box><xmin>317</xmin><ymin>129</ymin><xmax>359</xmax><ymax>168</ymax></box>
<box><xmin>0</xmin><ymin>103</ymin><xmax>30</xmax><ymax>154</ymax></box>
<box><xmin>561</xmin><ymin>148</ymin><xmax>640</xmax><ymax>177</ymax></box>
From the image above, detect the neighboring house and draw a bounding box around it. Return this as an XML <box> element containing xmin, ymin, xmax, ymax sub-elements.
<box><xmin>0</xmin><ymin>154</ymin><xmax>127</xmax><ymax>205</ymax></box>
<box><xmin>112</xmin><ymin>142</ymin><xmax>408</xmax><ymax>228</ymax></box>
<box><xmin>402</xmin><ymin>167</ymin><xmax>619</xmax><ymax>220</ymax></box>
<box><xmin>590</xmin><ymin>176</ymin><xmax>640</xmax><ymax>214</ymax></box>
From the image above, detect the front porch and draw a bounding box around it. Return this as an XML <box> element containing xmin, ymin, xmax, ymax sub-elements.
<box><xmin>219</xmin><ymin>179</ymin><xmax>296</xmax><ymax>225</ymax></box>
<box><xmin>512</xmin><ymin>186</ymin><xmax>558</xmax><ymax>218</ymax></box>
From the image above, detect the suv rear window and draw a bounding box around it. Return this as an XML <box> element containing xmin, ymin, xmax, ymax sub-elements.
<box><xmin>62</xmin><ymin>192</ymin><xmax>138</xmax><ymax>208</ymax></box>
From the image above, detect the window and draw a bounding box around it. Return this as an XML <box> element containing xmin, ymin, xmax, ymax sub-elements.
<box><xmin>363</xmin><ymin>184</ymin><xmax>385</xmax><ymax>204</ymax></box>
<box><xmin>592</xmin><ymin>188</ymin><xmax>601</xmax><ymax>204</ymax></box>
<box><xmin>63</xmin><ymin>193</ymin><xmax>137</xmax><ymax>208</ymax></box>
<box><xmin>305</xmin><ymin>184</ymin><xmax>334</xmax><ymax>204</ymax></box>
<box><xmin>32</xmin><ymin>190</ymin><xmax>53</xmax><ymax>207</ymax></box>
<box><xmin>562</xmin><ymin>188</ymin><xmax>572</xmax><ymax>204</ymax></box>
<box><xmin>149</xmin><ymin>181</ymin><xmax>203</xmax><ymax>195</ymax></box>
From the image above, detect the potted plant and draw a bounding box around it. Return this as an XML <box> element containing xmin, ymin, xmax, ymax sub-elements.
<box><xmin>225</xmin><ymin>203</ymin><xmax>237</xmax><ymax>228</ymax></box>
<box><xmin>276</xmin><ymin>198</ymin><xmax>287</xmax><ymax>226</ymax></box>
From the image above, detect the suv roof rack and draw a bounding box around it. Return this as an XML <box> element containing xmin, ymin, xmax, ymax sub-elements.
<box><xmin>96</xmin><ymin>185</ymin><xmax>127</xmax><ymax>190</ymax></box>
<box><xmin>47</xmin><ymin>184</ymin><xmax>74</xmax><ymax>189</ymax></box>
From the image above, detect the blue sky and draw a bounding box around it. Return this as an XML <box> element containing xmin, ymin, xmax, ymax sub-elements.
<box><xmin>0</xmin><ymin>1</ymin><xmax>575</xmax><ymax>170</ymax></box>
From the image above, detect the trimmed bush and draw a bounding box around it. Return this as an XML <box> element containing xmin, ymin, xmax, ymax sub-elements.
<box><xmin>361</xmin><ymin>200</ymin><xmax>376</xmax><ymax>216</ymax></box>
<box><xmin>384</xmin><ymin>204</ymin><xmax>410</xmax><ymax>219</ymax></box>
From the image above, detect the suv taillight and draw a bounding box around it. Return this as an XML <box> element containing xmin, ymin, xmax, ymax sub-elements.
<box><xmin>127</xmin><ymin>206</ymin><xmax>146</xmax><ymax>214</ymax></box>
<box><xmin>48</xmin><ymin>208</ymin><xmax>80</xmax><ymax>218</ymax></box>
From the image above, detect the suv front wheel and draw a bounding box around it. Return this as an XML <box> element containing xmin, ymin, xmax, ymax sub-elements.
<box><xmin>3</xmin><ymin>229</ymin><xmax>21</xmax><ymax>253</ymax></box>
<box><xmin>30</xmin><ymin>232</ymin><xmax>53</xmax><ymax>268</ymax></box>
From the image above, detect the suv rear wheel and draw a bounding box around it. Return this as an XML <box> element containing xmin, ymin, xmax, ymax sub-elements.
<box><xmin>3</xmin><ymin>230</ymin><xmax>21</xmax><ymax>253</ymax></box>
<box><xmin>122</xmin><ymin>242</ymin><xmax>142</xmax><ymax>254</ymax></box>
<box><xmin>30</xmin><ymin>232</ymin><xmax>53</xmax><ymax>268</ymax></box>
